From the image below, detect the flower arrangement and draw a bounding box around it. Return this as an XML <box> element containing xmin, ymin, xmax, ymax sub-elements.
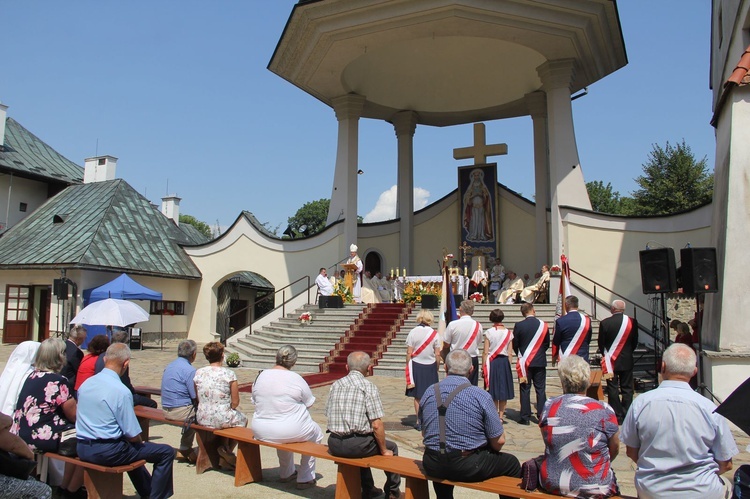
<box><xmin>469</xmin><ymin>292</ymin><xmax>484</xmax><ymax>303</ymax></box>
<box><xmin>401</xmin><ymin>279</ymin><xmax>441</xmax><ymax>304</ymax></box>
<box><xmin>225</xmin><ymin>352</ymin><xmax>241</xmax><ymax>368</ymax></box>
<box><xmin>299</xmin><ymin>312</ymin><xmax>313</xmax><ymax>324</ymax></box>
<box><xmin>334</xmin><ymin>280</ymin><xmax>354</xmax><ymax>304</ymax></box>
<box><xmin>549</xmin><ymin>264</ymin><xmax>562</xmax><ymax>276</ymax></box>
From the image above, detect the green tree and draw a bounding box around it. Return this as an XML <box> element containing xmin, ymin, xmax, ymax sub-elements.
<box><xmin>630</xmin><ymin>140</ymin><xmax>713</xmax><ymax>215</ymax></box>
<box><xmin>179</xmin><ymin>214</ymin><xmax>213</xmax><ymax>239</ymax></box>
<box><xmin>287</xmin><ymin>199</ymin><xmax>330</xmax><ymax>237</ymax></box>
<box><xmin>586</xmin><ymin>180</ymin><xmax>626</xmax><ymax>214</ymax></box>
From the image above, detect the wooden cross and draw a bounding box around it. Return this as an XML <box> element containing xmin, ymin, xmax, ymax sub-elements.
<box><xmin>453</xmin><ymin>123</ymin><xmax>508</xmax><ymax>164</ymax></box>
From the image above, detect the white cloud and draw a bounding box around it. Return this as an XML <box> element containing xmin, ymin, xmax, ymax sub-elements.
<box><xmin>363</xmin><ymin>186</ymin><xmax>430</xmax><ymax>223</ymax></box>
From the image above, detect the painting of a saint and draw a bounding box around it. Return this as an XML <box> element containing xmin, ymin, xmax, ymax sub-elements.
<box><xmin>462</xmin><ymin>168</ymin><xmax>494</xmax><ymax>242</ymax></box>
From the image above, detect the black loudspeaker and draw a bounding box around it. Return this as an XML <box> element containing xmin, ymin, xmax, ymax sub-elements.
<box><xmin>421</xmin><ymin>294</ymin><xmax>439</xmax><ymax>309</ymax></box>
<box><xmin>53</xmin><ymin>279</ymin><xmax>68</xmax><ymax>299</ymax></box>
<box><xmin>680</xmin><ymin>247</ymin><xmax>719</xmax><ymax>294</ymax></box>
<box><xmin>453</xmin><ymin>294</ymin><xmax>463</xmax><ymax>304</ymax></box>
<box><xmin>319</xmin><ymin>295</ymin><xmax>344</xmax><ymax>309</ymax></box>
<box><xmin>639</xmin><ymin>248</ymin><xmax>677</xmax><ymax>294</ymax></box>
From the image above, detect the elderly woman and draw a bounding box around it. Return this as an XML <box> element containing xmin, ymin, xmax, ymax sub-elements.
<box><xmin>251</xmin><ymin>345</ymin><xmax>323</xmax><ymax>489</ymax></box>
<box><xmin>193</xmin><ymin>341</ymin><xmax>247</xmax><ymax>469</ymax></box>
<box><xmin>405</xmin><ymin>310</ymin><xmax>440</xmax><ymax>426</ymax></box>
<box><xmin>74</xmin><ymin>334</ymin><xmax>110</xmax><ymax>391</ymax></box>
<box><xmin>482</xmin><ymin>309</ymin><xmax>514</xmax><ymax>422</ymax></box>
<box><xmin>11</xmin><ymin>338</ymin><xmax>84</xmax><ymax>498</ymax></box>
<box><xmin>539</xmin><ymin>355</ymin><xmax>620</xmax><ymax>497</ymax></box>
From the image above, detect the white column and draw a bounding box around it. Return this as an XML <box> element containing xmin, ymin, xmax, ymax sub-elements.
<box><xmin>393</xmin><ymin>110</ymin><xmax>418</xmax><ymax>273</ymax></box>
<box><xmin>537</xmin><ymin>59</ymin><xmax>592</xmax><ymax>264</ymax></box>
<box><xmin>526</xmin><ymin>91</ymin><xmax>550</xmax><ymax>267</ymax></box>
<box><xmin>328</xmin><ymin>94</ymin><xmax>366</xmax><ymax>256</ymax></box>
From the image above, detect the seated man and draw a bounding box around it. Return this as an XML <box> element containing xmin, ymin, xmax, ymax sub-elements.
<box><xmin>315</xmin><ymin>267</ymin><xmax>334</xmax><ymax>296</ymax></box>
<box><xmin>161</xmin><ymin>339</ymin><xmax>198</xmax><ymax>463</ymax></box>
<box><xmin>621</xmin><ymin>343</ymin><xmax>738</xmax><ymax>499</ymax></box>
<box><xmin>374</xmin><ymin>271</ymin><xmax>392</xmax><ymax>302</ymax></box>
<box><xmin>61</xmin><ymin>324</ymin><xmax>86</xmax><ymax>389</ymax></box>
<box><xmin>325</xmin><ymin>352</ymin><xmax>402</xmax><ymax>499</ymax></box>
<box><xmin>496</xmin><ymin>271</ymin><xmax>524</xmax><ymax>304</ymax></box>
<box><xmin>520</xmin><ymin>265</ymin><xmax>550</xmax><ymax>303</ymax></box>
<box><xmin>95</xmin><ymin>330</ymin><xmax>157</xmax><ymax>408</ymax></box>
<box><xmin>77</xmin><ymin>343</ymin><xmax>175</xmax><ymax>499</ymax></box>
<box><xmin>419</xmin><ymin>349</ymin><xmax>521</xmax><ymax>498</ymax></box>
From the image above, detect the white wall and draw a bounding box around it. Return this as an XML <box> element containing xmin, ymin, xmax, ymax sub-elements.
<box><xmin>0</xmin><ymin>175</ymin><xmax>52</xmax><ymax>231</ymax></box>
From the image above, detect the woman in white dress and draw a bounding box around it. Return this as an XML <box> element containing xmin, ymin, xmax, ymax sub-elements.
<box><xmin>194</xmin><ymin>341</ymin><xmax>248</xmax><ymax>469</ymax></box>
<box><xmin>251</xmin><ymin>345</ymin><xmax>323</xmax><ymax>490</ymax></box>
<box><xmin>405</xmin><ymin>310</ymin><xmax>441</xmax><ymax>429</ymax></box>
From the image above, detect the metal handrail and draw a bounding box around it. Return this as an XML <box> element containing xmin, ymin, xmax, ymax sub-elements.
<box><xmin>568</xmin><ymin>267</ymin><xmax>660</xmax><ymax>343</ymax></box>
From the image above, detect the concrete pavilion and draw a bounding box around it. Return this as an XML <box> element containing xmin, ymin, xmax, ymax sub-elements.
<box><xmin>269</xmin><ymin>0</ymin><xmax>627</xmax><ymax>269</ymax></box>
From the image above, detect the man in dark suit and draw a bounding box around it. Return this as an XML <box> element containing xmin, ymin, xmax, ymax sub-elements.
<box><xmin>598</xmin><ymin>299</ymin><xmax>639</xmax><ymax>424</ymax></box>
<box><xmin>552</xmin><ymin>295</ymin><xmax>592</xmax><ymax>363</ymax></box>
<box><xmin>512</xmin><ymin>303</ymin><xmax>549</xmax><ymax>425</ymax></box>
<box><xmin>60</xmin><ymin>324</ymin><xmax>86</xmax><ymax>388</ymax></box>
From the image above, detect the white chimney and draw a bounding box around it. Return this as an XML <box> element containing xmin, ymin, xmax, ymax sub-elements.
<box><xmin>0</xmin><ymin>102</ymin><xmax>8</xmax><ymax>149</ymax></box>
<box><xmin>161</xmin><ymin>195</ymin><xmax>181</xmax><ymax>224</ymax></box>
<box><xmin>83</xmin><ymin>155</ymin><xmax>118</xmax><ymax>183</ymax></box>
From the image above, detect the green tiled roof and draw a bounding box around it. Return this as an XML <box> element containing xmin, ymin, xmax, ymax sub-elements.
<box><xmin>0</xmin><ymin>118</ymin><xmax>83</xmax><ymax>184</ymax></box>
<box><xmin>0</xmin><ymin>179</ymin><xmax>201</xmax><ymax>279</ymax></box>
<box><xmin>230</xmin><ymin>271</ymin><xmax>274</xmax><ymax>290</ymax></box>
<box><xmin>178</xmin><ymin>222</ymin><xmax>212</xmax><ymax>245</ymax></box>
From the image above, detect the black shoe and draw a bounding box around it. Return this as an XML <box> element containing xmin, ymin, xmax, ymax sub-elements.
<box><xmin>364</xmin><ymin>487</ymin><xmax>384</xmax><ymax>498</ymax></box>
<box><xmin>518</xmin><ymin>419</ymin><xmax>530</xmax><ymax>426</ymax></box>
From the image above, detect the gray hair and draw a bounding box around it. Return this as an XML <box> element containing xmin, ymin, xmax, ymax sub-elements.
<box><xmin>69</xmin><ymin>324</ymin><xmax>87</xmax><ymax>340</ymax></box>
<box><xmin>663</xmin><ymin>343</ymin><xmax>696</xmax><ymax>377</ymax></box>
<box><xmin>446</xmin><ymin>349</ymin><xmax>472</xmax><ymax>377</ymax></box>
<box><xmin>459</xmin><ymin>300</ymin><xmax>475</xmax><ymax>316</ymax></box>
<box><xmin>34</xmin><ymin>338</ymin><xmax>67</xmax><ymax>373</ymax></box>
<box><xmin>276</xmin><ymin>345</ymin><xmax>298</xmax><ymax>369</ymax></box>
<box><xmin>177</xmin><ymin>339</ymin><xmax>197</xmax><ymax>359</ymax></box>
<box><xmin>611</xmin><ymin>300</ymin><xmax>626</xmax><ymax>312</ymax></box>
<box><xmin>111</xmin><ymin>330</ymin><xmax>129</xmax><ymax>344</ymax></box>
<box><xmin>347</xmin><ymin>351</ymin><xmax>371</xmax><ymax>374</ymax></box>
<box><xmin>105</xmin><ymin>343</ymin><xmax>131</xmax><ymax>365</ymax></box>
<box><xmin>558</xmin><ymin>355</ymin><xmax>591</xmax><ymax>394</ymax></box>
<box><xmin>415</xmin><ymin>310</ymin><xmax>434</xmax><ymax>326</ymax></box>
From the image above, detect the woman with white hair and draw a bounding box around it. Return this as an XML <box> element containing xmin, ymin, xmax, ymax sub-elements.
<box><xmin>0</xmin><ymin>341</ymin><xmax>40</xmax><ymax>416</ymax></box>
<box><xmin>539</xmin><ymin>355</ymin><xmax>620</xmax><ymax>497</ymax></box>
<box><xmin>251</xmin><ymin>345</ymin><xmax>323</xmax><ymax>490</ymax></box>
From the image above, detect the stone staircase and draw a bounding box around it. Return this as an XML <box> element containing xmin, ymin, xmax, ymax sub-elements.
<box><xmin>227</xmin><ymin>301</ymin><xmax>656</xmax><ymax>383</ymax></box>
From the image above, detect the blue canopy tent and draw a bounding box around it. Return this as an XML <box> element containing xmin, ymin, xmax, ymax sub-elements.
<box><xmin>81</xmin><ymin>274</ymin><xmax>163</xmax><ymax>348</ymax></box>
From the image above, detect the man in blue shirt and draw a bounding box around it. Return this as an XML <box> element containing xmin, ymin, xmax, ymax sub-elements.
<box><xmin>77</xmin><ymin>343</ymin><xmax>175</xmax><ymax>499</ymax></box>
<box><xmin>621</xmin><ymin>343</ymin><xmax>738</xmax><ymax>499</ymax></box>
<box><xmin>161</xmin><ymin>339</ymin><xmax>198</xmax><ymax>463</ymax></box>
<box><xmin>419</xmin><ymin>349</ymin><xmax>521</xmax><ymax>498</ymax></box>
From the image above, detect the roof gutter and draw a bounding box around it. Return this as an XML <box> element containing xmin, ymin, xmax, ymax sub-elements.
<box><xmin>711</xmin><ymin>44</ymin><xmax>750</xmax><ymax>127</ymax></box>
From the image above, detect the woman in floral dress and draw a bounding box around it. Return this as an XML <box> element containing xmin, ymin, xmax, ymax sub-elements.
<box><xmin>194</xmin><ymin>341</ymin><xmax>247</xmax><ymax>469</ymax></box>
<box><xmin>11</xmin><ymin>338</ymin><xmax>84</xmax><ymax>498</ymax></box>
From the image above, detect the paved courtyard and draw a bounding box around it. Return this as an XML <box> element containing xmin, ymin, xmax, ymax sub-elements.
<box><xmin>1</xmin><ymin>341</ymin><xmax>748</xmax><ymax>498</ymax></box>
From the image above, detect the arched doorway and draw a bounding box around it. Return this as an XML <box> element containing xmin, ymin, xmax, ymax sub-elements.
<box><xmin>364</xmin><ymin>251</ymin><xmax>382</xmax><ymax>276</ymax></box>
<box><xmin>215</xmin><ymin>271</ymin><xmax>273</xmax><ymax>342</ymax></box>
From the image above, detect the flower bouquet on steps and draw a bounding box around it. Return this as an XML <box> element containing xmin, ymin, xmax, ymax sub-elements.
<box><xmin>469</xmin><ymin>292</ymin><xmax>484</xmax><ymax>303</ymax></box>
<box><xmin>299</xmin><ymin>312</ymin><xmax>313</xmax><ymax>325</ymax></box>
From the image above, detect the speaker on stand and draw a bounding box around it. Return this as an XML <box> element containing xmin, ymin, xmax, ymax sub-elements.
<box><xmin>639</xmin><ymin>248</ymin><xmax>677</xmax><ymax>381</ymax></box>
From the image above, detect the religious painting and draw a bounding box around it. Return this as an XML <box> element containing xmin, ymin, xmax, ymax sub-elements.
<box><xmin>458</xmin><ymin>163</ymin><xmax>498</xmax><ymax>266</ymax></box>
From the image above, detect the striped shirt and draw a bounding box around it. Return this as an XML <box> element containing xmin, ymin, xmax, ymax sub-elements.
<box><xmin>325</xmin><ymin>370</ymin><xmax>384</xmax><ymax>435</ymax></box>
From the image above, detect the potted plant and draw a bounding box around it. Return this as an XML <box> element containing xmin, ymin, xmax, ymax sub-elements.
<box><xmin>549</xmin><ymin>265</ymin><xmax>562</xmax><ymax>276</ymax></box>
<box><xmin>225</xmin><ymin>352</ymin><xmax>241</xmax><ymax>368</ymax></box>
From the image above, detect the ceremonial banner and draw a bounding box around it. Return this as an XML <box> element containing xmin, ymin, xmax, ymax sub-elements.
<box><xmin>458</xmin><ymin>163</ymin><xmax>498</xmax><ymax>266</ymax></box>
<box><xmin>555</xmin><ymin>254</ymin><xmax>572</xmax><ymax>319</ymax></box>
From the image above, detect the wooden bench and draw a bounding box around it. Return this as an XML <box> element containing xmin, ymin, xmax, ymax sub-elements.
<box><xmin>134</xmin><ymin>405</ymin><xmax>222</xmax><ymax>474</ymax></box>
<box><xmin>133</xmin><ymin>385</ymin><xmax>162</xmax><ymax>399</ymax></box>
<box><xmin>215</xmin><ymin>426</ymin><xmax>635</xmax><ymax>499</ymax></box>
<box><xmin>44</xmin><ymin>452</ymin><xmax>146</xmax><ymax>499</ymax></box>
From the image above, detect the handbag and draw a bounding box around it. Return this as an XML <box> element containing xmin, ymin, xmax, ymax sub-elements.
<box><xmin>57</xmin><ymin>426</ymin><xmax>77</xmax><ymax>457</ymax></box>
<box><xmin>0</xmin><ymin>449</ymin><xmax>37</xmax><ymax>479</ymax></box>
<box><xmin>520</xmin><ymin>455</ymin><xmax>544</xmax><ymax>491</ymax></box>
<box><xmin>735</xmin><ymin>464</ymin><xmax>750</xmax><ymax>498</ymax></box>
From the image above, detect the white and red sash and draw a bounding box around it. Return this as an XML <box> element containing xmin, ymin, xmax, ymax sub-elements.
<box><xmin>559</xmin><ymin>312</ymin><xmax>591</xmax><ymax>361</ymax></box>
<box><xmin>483</xmin><ymin>327</ymin><xmax>512</xmax><ymax>389</ymax></box>
<box><xmin>405</xmin><ymin>328</ymin><xmax>438</xmax><ymax>387</ymax></box>
<box><xmin>601</xmin><ymin>315</ymin><xmax>634</xmax><ymax>379</ymax></box>
<box><xmin>516</xmin><ymin>319</ymin><xmax>548</xmax><ymax>383</ymax></box>
<box><xmin>461</xmin><ymin>321</ymin><xmax>481</xmax><ymax>352</ymax></box>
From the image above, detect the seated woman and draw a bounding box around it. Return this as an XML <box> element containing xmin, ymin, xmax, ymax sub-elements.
<box><xmin>0</xmin><ymin>341</ymin><xmax>40</xmax><ymax>416</ymax></box>
<box><xmin>193</xmin><ymin>341</ymin><xmax>247</xmax><ymax>469</ymax></box>
<box><xmin>11</xmin><ymin>338</ymin><xmax>84</xmax><ymax>498</ymax></box>
<box><xmin>0</xmin><ymin>412</ymin><xmax>52</xmax><ymax>499</ymax></box>
<box><xmin>539</xmin><ymin>354</ymin><xmax>620</xmax><ymax>498</ymax></box>
<box><xmin>74</xmin><ymin>334</ymin><xmax>110</xmax><ymax>392</ymax></box>
<box><xmin>251</xmin><ymin>345</ymin><xmax>323</xmax><ymax>489</ymax></box>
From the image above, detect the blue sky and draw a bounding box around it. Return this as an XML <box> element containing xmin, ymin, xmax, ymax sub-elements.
<box><xmin>0</xmin><ymin>1</ymin><xmax>713</xmax><ymax>233</ymax></box>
